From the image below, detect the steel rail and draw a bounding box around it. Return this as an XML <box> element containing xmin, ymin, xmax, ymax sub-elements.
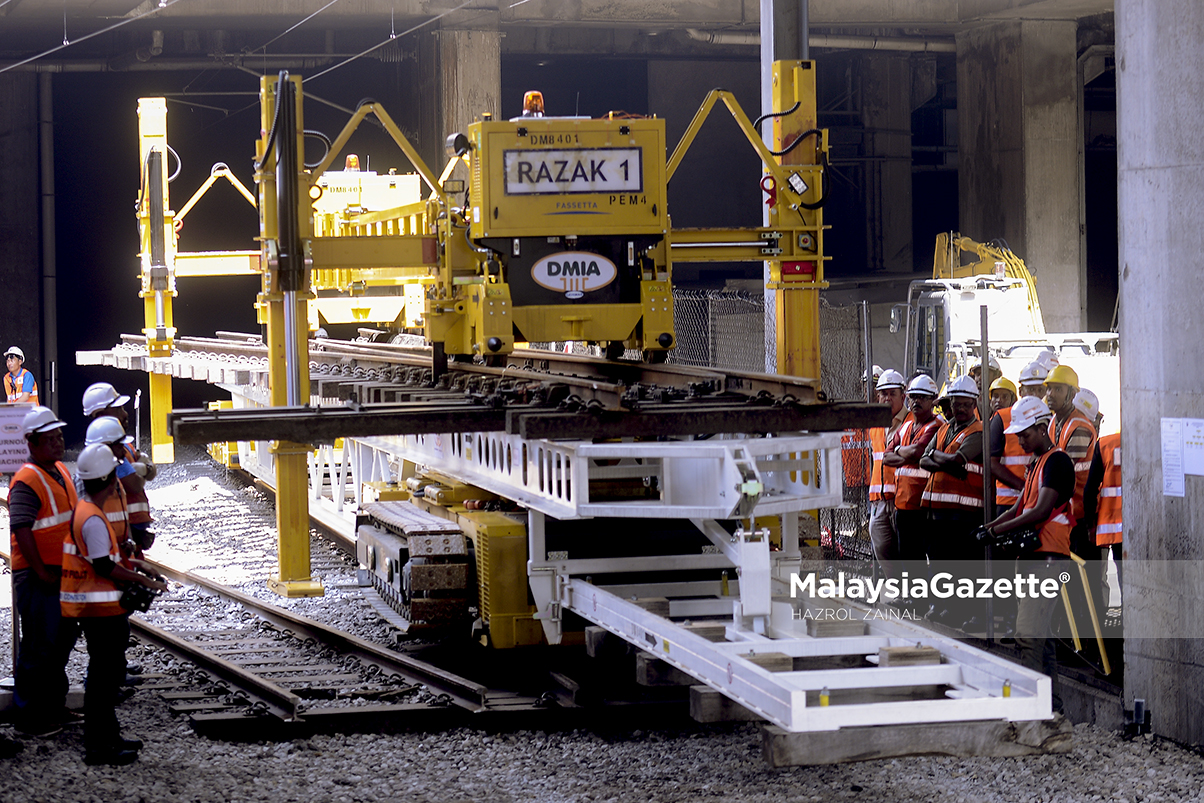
<box><xmin>143</xmin><ymin>557</ymin><xmax>493</xmax><ymax>711</ymax></box>
<box><xmin>129</xmin><ymin>617</ymin><xmax>305</xmax><ymax>720</ymax></box>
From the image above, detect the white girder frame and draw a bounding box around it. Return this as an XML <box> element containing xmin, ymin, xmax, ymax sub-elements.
<box><xmin>564</xmin><ymin>582</ymin><xmax>1052</xmax><ymax>732</ymax></box>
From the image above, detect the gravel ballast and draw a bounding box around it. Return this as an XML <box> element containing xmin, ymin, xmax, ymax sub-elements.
<box><xmin>3</xmin><ymin>449</ymin><xmax>1203</xmax><ymax>802</ymax></box>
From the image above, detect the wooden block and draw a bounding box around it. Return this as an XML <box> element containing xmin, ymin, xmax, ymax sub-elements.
<box><xmin>878</xmin><ymin>645</ymin><xmax>942</xmax><ymax>667</ymax></box>
<box><xmin>690</xmin><ymin>686</ymin><xmax>764</xmax><ymax>723</ymax></box>
<box><xmin>584</xmin><ymin>626</ymin><xmax>630</xmax><ymax>658</ymax></box>
<box><xmin>681</xmin><ymin>622</ymin><xmax>728</xmax><ymax>642</ymax></box>
<box><xmin>805</xmin><ymin>618</ymin><xmax>867</xmax><ymax>638</ymax></box>
<box><xmin>635</xmin><ymin>653</ymin><xmax>695</xmax><ymax>687</ymax></box>
<box><xmin>630</xmin><ymin>597</ymin><xmax>670</xmax><ymax>618</ymax></box>
<box><xmin>762</xmin><ymin>714</ymin><xmax>1073</xmax><ymax>767</ymax></box>
<box><xmin>409</xmin><ymin>562</ymin><xmax>468</xmax><ymax>591</ymax></box>
<box><xmin>745</xmin><ymin>652</ymin><xmax>792</xmax><ymax>672</ymax></box>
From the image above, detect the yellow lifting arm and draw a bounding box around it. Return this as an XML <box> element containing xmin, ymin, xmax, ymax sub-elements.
<box><xmin>175</xmin><ymin>163</ymin><xmax>257</xmax><ymax>226</ymax></box>
<box><xmin>933</xmin><ymin>232</ymin><xmax>1046</xmax><ymax>337</ymax></box>
<box><xmin>309</xmin><ymin>102</ymin><xmax>442</xmax><ymax>195</ymax></box>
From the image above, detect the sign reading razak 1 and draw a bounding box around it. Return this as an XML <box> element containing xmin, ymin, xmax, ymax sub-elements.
<box><xmin>469</xmin><ymin>116</ymin><xmax>668</xmax><ymax>239</ymax></box>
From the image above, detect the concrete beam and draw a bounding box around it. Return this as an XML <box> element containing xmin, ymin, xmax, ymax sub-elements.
<box><xmin>1116</xmin><ymin>0</ymin><xmax>1204</xmax><ymax>748</ymax></box>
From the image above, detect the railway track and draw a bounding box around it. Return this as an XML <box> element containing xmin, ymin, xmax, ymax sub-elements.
<box><xmin>127</xmin><ymin>556</ymin><xmax>552</xmax><ymax>740</ymax></box>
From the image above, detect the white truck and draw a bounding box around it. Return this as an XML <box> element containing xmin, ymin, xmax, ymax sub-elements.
<box><xmin>891</xmin><ymin>234</ymin><xmax>1120</xmax><ymax>434</ymax></box>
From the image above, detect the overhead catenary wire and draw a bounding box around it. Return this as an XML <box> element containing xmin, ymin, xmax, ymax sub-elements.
<box><xmin>303</xmin><ymin>0</ymin><xmax>477</xmax><ymax>84</ymax></box>
<box><xmin>249</xmin><ymin>0</ymin><xmax>345</xmax><ymax>56</ymax></box>
<box><xmin>0</xmin><ymin>0</ymin><xmax>186</xmax><ymax>76</ymax></box>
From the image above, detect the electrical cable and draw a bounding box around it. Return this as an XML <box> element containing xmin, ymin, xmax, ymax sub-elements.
<box><xmin>0</xmin><ymin>0</ymin><xmax>186</xmax><ymax>75</ymax></box>
<box><xmin>166</xmin><ymin>145</ymin><xmax>182</xmax><ymax>182</ymax></box>
<box><xmin>303</xmin><ymin>129</ymin><xmax>332</xmax><ymax>169</ymax></box>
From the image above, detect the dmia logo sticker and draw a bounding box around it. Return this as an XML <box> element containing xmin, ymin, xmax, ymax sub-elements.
<box><xmin>531</xmin><ymin>252</ymin><xmax>617</xmax><ymax>299</ymax></box>
<box><xmin>1</xmin><ymin>423</ymin><xmax>19</xmax><ymax>435</ymax></box>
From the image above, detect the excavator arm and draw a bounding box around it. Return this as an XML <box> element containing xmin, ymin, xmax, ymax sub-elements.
<box><xmin>932</xmin><ymin>232</ymin><xmax>1046</xmax><ymax>337</ymax></box>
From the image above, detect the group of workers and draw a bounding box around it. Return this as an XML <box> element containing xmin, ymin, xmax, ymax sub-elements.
<box><xmin>4</xmin><ymin>349</ymin><xmax>164</xmax><ymax>766</ymax></box>
<box><xmin>845</xmin><ymin>352</ymin><xmax>1122</xmax><ymax>713</ymax></box>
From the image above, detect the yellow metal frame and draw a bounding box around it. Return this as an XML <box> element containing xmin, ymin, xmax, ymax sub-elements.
<box><xmin>256</xmin><ymin>75</ymin><xmax>323</xmax><ymax>598</ymax></box>
<box><xmin>661</xmin><ymin>64</ymin><xmax>829</xmax><ymax>381</ymax></box>
<box><xmin>136</xmin><ymin>99</ymin><xmax>177</xmax><ymax>466</ymax></box>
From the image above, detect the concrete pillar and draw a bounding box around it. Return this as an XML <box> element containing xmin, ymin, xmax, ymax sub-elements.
<box><xmin>861</xmin><ymin>55</ymin><xmax>913</xmax><ymax>272</ymax></box>
<box><xmin>1116</xmin><ymin>0</ymin><xmax>1204</xmax><ymax>746</ymax></box>
<box><xmin>0</xmin><ymin>73</ymin><xmax>43</xmax><ymax>382</ymax></box>
<box><xmin>957</xmin><ymin>20</ymin><xmax>1083</xmax><ymax>332</ymax></box>
<box><xmin>438</xmin><ymin>29</ymin><xmax>501</xmax><ymax>151</ymax></box>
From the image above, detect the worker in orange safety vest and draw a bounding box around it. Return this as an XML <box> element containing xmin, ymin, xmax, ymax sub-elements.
<box><xmin>4</xmin><ymin>346</ymin><xmax>39</xmax><ymax>404</ymax></box>
<box><xmin>61</xmin><ymin>444</ymin><xmax>167</xmax><ymax>766</ymax></box>
<box><xmin>988</xmin><ymin>377</ymin><xmax>1029</xmax><ymax>510</ymax></box>
<box><xmin>867</xmin><ymin>370</ymin><xmax>908</xmax><ymax>582</ymax></box>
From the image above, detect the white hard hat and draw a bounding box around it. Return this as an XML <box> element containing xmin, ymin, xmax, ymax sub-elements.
<box><xmin>85</xmin><ymin>416</ymin><xmax>133</xmax><ymax>446</ymax></box>
<box><xmin>875</xmin><ymin>369</ymin><xmax>905</xmax><ymax>391</ymax></box>
<box><xmin>861</xmin><ymin>364</ymin><xmax>884</xmax><ymax>383</ymax></box>
<box><xmin>4</xmin><ymin>346</ymin><xmax>24</xmax><ymax>361</ymax></box>
<box><xmin>22</xmin><ymin>406</ymin><xmax>66</xmax><ymax>436</ymax></box>
<box><xmin>906</xmin><ymin>374</ymin><xmax>939</xmax><ymax>397</ymax></box>
<box><xmin>77</xmin><ymin>442</ymin><xmax>121</xmax><ymax>481</ymax></box>
<box><xmin>1005</xmin><ymin>396</ymin><xmax>1054</xmax><ymax>434</ymax></box>
<box><xmin>82</xmin><ymin>382</ymin><xmax>131</xmax><ymax>416</ymax></box>
<box><xmin>947</xmin><ymin>375</ymin><xmax>979</xmax><ymax>399</ymax></box>
<box><xmin>1035</xmin><ymin>349</ymin><xmax>1060</xmax><ymax>372</ymax></box>
<box><xmin>1073</xmin><ymin>387</ymin><xmax>1101</xmax><ymax>421</ymax></box>
<box><xmin>1018</xmin><ymin>361</ymin><xmax>1048</xmax><ymax>386</ymax></box>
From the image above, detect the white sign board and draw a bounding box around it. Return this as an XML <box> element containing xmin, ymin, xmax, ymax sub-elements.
<box><xmin>0</xmin><ymin>405</ymin><xmax>31</xmax><ymax>473</ymax></box>
<box><xmin>504</xmin><ymin>148</ymin><xmax>642</xmax><ymax>195</ymax></box>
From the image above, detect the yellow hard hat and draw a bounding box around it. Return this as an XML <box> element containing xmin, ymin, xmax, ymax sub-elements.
<box><xmin>1045</xmin><ymin>364</ymin><xmax>1079</xmax><ymax>389</ymax></box>
<box><xmin>989</xmin><ymin>377</ymin><xmax>1018</xmax><ymax>396</ymax></box>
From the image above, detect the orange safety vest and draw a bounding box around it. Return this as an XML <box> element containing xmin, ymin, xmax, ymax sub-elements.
<box><xmin>8</xmin><ymin>461</ymin><xmax>78</xmax><ymax>571</ymax></box>
<box><xmin>1020</xmin><ymin>448</ymin><xmax>1074</xmax><ymax>556</ymax></box>
<box><xmin>840</xmin><ymin>429</ymin><xmax>871</xmax><ymax>488</ymax></box>
<box><xmin>867</xmin><ymin>427</ymin><xmax>895</xmax><ymax>502</ymax></box>
<box><xmin>4</xmin><ymin>368</ymin><xmax>38</xmax><ymax>405</ymax></box>
<box><xmin>892</xmin><ymin>415</ymin><xmax>943</xmax><ymax>511</ymax></box>
<box><xmin>921</xmin><ymin>419</ymin><xmax>985</xmax><ymax>511</ymax></box>
<box><xmin>1096</xmin><ymin>432</ymin><xmax>1122</xmax><ymax>546</ymax></box>
<box><xmin>1050</xmin><ymin>411</ymin><xmax>1098</xmax><ymax>524</ymax></box>
<box><xmin>61</xmin><ymin>500</ymin><xmax>125</xmax><ymax>618</ymax></box>
<box><xmin>122</xmin><ymin>443</ymin><xmax>153</xmax><ymax>525</ymax></box>
<box><xmin>995</xmin><ymin>408</ymin><xmax>1031</xmax><ymax>505</ymax></box>
<box><xmin>101</xmin><ymin>479</ymin><xmax>130</xmax><ymax>544</ymax></box>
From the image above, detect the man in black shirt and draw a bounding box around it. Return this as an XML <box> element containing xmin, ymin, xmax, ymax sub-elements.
<box><xmin>985</xmin><ymin>397</ymin><xmax>1075</xmax><ymax>713</ymax></box>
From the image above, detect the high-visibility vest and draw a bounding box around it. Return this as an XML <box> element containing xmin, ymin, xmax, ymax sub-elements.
<box><xmin>60</xmin><ymin>500</ymin><xmax>125</xmax><ymax>618</ymax></box>
<box><xmin>1020</xmin><ymin>448</ymin><xmax>1074</xmax><ymax>556</ymax></box>
<box><xmin>1050</xmin><ymin>411</ymin><xmax>1098</xmax><ymax>524</ymax></box>
<box><xmin>1096</xmin><ymin>432</ymin><xmax>1122</xmax><ymax>546</ymax></box>
<box><xmin>8</xmin><ymin>461</ymin><xmax>78</xmax><ymax>572</ymax></box>
<box><xmin>995</xmin><ymin>407</ymin><xmax>1031</xmax><ymax>504</ymax></box>
<box><xmin>840</xmin><ymin>429</ymin><xmax>871</xmax><ymax>488</ymax></box>
<box><xmin>867</xmin><ymin>427</ymin><xmax>895</xmax><ymax>501</ymax></box>
<box><xmin>122</xmin><ymin>443</ymin><xmax>153</xmax><ymax>525</ymax></box>
<box><xmin>4</xmin><ymin>368</ymin><xmax>38</xmax><ymax>405</ymax></box>
<box><xmin>892</xmin><ymin>415</ymin><xmax>943</xmax><ymax>511</ymax></box>
<box><xmin>921</xmin><ymin>419</ymin><xmax>985</xmax><ymax>510</ymax></box>
<box><xmin>101</xmin><ymin>478</ymin><xmax>130</xmax><ymax>544</ymax></box>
